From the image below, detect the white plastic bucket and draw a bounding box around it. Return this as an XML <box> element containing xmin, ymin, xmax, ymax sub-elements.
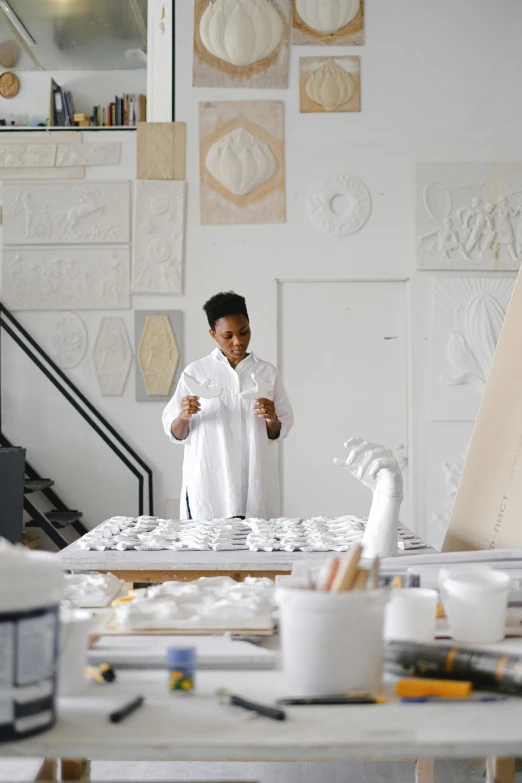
<box><xmin>384</xmin><ymin>588</ymin><xmax>438</xmax><ymax>642</ymax></box>
<box><xmin>439</xmin><ymin>566</ymin><xmax>510</xmax><ymax>644</ymax></box>
<box><xmin>57</xmin><ymin>608</ymin><xmax>94</xmax><ymax>696</ymax></box>
<box><xmin>0</xmin><ymin>546</ymin><xmax>64</xmax><ymax>742</ymax></box>
<box><xmin>277</xmin><ymin>587</ymin><xmax>388</xmax><ymax>697</ymax></box>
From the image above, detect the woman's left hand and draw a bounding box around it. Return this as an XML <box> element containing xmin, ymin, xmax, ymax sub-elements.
<box><xmin>253</xmin><ymin>398</ymin><xmax>278</xmax><ymax>423</ymax></box>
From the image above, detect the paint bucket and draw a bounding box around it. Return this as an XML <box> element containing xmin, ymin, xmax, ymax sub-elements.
<box><xmin>277</xmin><ymin>587</ymin><xmax>389</xmax><ymax>697</ymax></box>
<box><xmin>0</xmin><ymin>541</ymin><xmax>64</xmax><ymax>742</ymax></box>
<box><xmin>57</xmin><ymin>608</ymin><xmax>94</xmax><ymax>696</ymax></box>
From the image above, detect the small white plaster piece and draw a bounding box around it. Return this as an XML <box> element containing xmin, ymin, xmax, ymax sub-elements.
<box><xmin>0</xmin><ymin>143</ymin><xmax>56</xmax><ymax>168</ymax></box>
<box><xmin>296</xmin><ymin>0</ymin><xmax>360</xmax><ymax>33</ymax></box>
<box><xmin>308</xmin><ymin>174</ymin><xmax>372</xmax><ymax>236</ymax></box>
<box><xmin>205</xmin><ymin>127</ymin><xmax>278</xmax><ymax>197</ymax></box>
<box><xmin>239</xmin><ymin>373</ymin><xmax>274</xmax><ymax>400</ymax></box>
<box><xmin>63</xmin><ymin>572</ymin><xmax>123</xmax><ymax>607</ymax></box>
<box><xmin>56</xmin><ymin>143</ymin><xmax>122</xmax><ymax>167</ymax></box>
<box><xmin>183</xmin><ymin>371</ymin><xmax>223</xmax><ymax>399</ymax></box>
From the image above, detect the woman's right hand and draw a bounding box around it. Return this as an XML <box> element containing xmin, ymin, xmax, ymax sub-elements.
<box><xmin>180</xmin><ymin>395</ymin><xmax>201</xmax><ymax>421</ymax></box>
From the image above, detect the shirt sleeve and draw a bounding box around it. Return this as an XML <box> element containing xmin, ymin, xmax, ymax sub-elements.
<box><xmin>271</xmin><ymin>370</ymin><xmax>294</xmax><ymax>443</ymax></box>
<box><xmin>162</xmin><ymin>373</ymin><xmax>190</xmax><ymax>444</ymax></box>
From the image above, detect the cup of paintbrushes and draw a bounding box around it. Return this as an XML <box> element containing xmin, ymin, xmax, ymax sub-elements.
<box><xmin>276</xmin><ymin>546</ymin><xmax>389</xmax><ymax>697</ymax></box>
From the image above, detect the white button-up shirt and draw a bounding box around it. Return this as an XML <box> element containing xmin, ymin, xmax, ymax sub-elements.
<box><xmin>162</xmin><ymin>349</ymin><xmax>294</xmax><ymax>520</ymax></box>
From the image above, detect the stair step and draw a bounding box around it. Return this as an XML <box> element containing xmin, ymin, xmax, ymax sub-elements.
<box><xmin>24</xmin><ymin>478</ymin><xmax>54</xmax><ymax>494</ymax></box>
<box><xmin>45</xmin><ymin>510</ymin><xmax>83</xmax><ymax>528</ymax></box>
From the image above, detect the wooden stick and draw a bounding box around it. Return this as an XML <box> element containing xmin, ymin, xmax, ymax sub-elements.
<box><xmin>352</xmin><ymin>568</ymin><xmax>369</xmax><ymax>590</ymax></box>
<box><xmin>370</xmin><ymin>557</ymin><xmax>380</xmax><ymax>589</ymax></box>
<box><xmin>331</xmin><ymin>544</ymin><xmax>363</xmax><ymax>592</ymax></box>
<box><xmin>321</xmin><ymin>557</ymin><xmax>340</xmax><ymax>591</ymax></box>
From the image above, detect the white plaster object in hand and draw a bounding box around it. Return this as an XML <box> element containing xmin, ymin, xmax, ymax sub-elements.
<box><xmin>183</xmin><ymin>371</ymin><xmax>222</xmax><ymax>399</ymax></box>
<box><xmin>239</xmin><ymin>373</ymin><xmax>274</xmax><ymax>400</ymax></box>
<box><xmin>334</xmin><ymin>437</ymin><xmax>404</xmax><ymax>559</ymax></box>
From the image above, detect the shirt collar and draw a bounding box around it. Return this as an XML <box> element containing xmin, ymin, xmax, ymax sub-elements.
<box><xmin>211</xmin><ymin>347</ymin><xmax>257</xmax><ymax>371</ymax></box>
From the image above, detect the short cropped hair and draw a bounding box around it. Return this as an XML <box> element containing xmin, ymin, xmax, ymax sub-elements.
<box><xmin>203</xmin><ymin>291</ymin><xmax>249</xmax><ymax>330</ymax></box>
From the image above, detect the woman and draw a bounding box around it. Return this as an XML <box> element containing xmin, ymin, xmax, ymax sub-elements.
<box><xmin>162</xmin><ymin>291</ymin><xmax>294</xmax><ymax>520</ymax></box>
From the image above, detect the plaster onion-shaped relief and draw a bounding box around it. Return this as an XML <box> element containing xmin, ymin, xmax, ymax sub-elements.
<box><xmin>205</xmin><ymin>127</ymin><xmax>278</xmax><ymax>197</ymax></box>
<box><xmin>308</xmin><ymin>174</ymin><xmax>371</xmax><ymax>236</ymax></box>
<box><xmin>305</xmin><ymin>58</ymin><xmax>356</xmax><ymax>111</ymax></box>
<box><xmin>93</xmin><ymin>318</ymin><xmax>133</xmax><ymax>396</ymax></box>
<box><xmin>138</xmin><ymin>315</ymin><xmax>180</xmax><ymax>397</ymax></box>
<box><xmin>200</xmin><ymin>0</ymin><xmax>284</xmax><ymax>67</ymax></box>
<box><xmin>296</xmin><ymin>0</ymin><xmax>360</xmax><ymax>33</ymax></box>
<box><xmin>46</xmin><ymin>312</ymin><xmax>87</xmax><ymax>369</ymax></box>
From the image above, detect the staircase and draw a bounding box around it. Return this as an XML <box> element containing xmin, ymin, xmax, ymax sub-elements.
<box><xmin>0</xmin><ymin>303</ymin><xmax>154</xmax><ymax>550</ymax></box>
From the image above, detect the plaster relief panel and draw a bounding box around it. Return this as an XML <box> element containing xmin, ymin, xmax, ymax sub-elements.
<box><xmin>137</xmin><ymin>122</ymin><xmax>186</xmax><ymax>180</ymax></box>
<box><xmin>300</xmin><ymin>56</ymin><xmax>360</xmax><ymax>113</ymax></box>
<box><xmin>132</xmin><ymin>180</ymin><xmax>186</xmax><ymax>294</ymax></box>
<box><xmin>193</xmin><ymin>0</ymin><xmax>291</xmax><ymax>89</ymax></box>
<box><xmin>46</xmin><ymin>312</ymin><xmax>87</xmax><ymax>369</ymax></box>
<box><xmin>0</xmin><ymin>167</ymin><xmax>85</xmax><ymax>180</ymax></box>
<box><xmin>93</xmin><ymin>318</ymin><xmax>133</xmax><ymax>396</ymax></box>
<box><xmin>135</xmin><ymin>311</ymin><xmax>184</xmax><ymax>402</ymax></box>
<box><xmin>308</xmin><ymin>174</ymin><xmax>371</xmax><ymax>235</ymax></box>
<box><xmin>200</xmin><ymin>100</ymin><xmax>285</xmax><ymax>224</ymax></box>
<box><xmin>293</xmin><ymin>0</ymin><xmax>364</xmax><ymax>46</ymax></box>
<box><xmin>2</xmin><ymin>247</ymin><xmax>131</xmax><ymax>310</ymax></box>
<box><xmin>431</xmin><ymin>277</ymin><xmax>514</xmax><ymax>421</ymax></box>
<box><xmin>0</xmin><ymin>144</ymin><xmax>56</xmax><ymax>167</ymax></box>
<box><xmin>417</xmin><ymin>162</ymin><xmax>522</xmax><ymax>270</ymax></box>
<box><xmin>3</xmin><ymin>181</ymin><xmax>130</xmax><ymax>245</ymax></box>
<box><xmin>56</xmin><ymin>143</ymin><xmax>122</xmax><ymax>167</ymax></box>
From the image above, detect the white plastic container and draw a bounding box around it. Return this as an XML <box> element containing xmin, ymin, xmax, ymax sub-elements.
<box><xmin>0</xmin><ymin>543</ymin><xmax>64</xmax><ymax>742</ymax></box>
<box><xmin>277</xmin><ymin>587</ymin><xmax>388</xmax><ymax>697</ymax></box>
<box><xmin>57</xmin><ymin>608</ymin><xmax>94</xmax><ymax>696</ymax></box>
<box><xmin>384</xmin><ymin>588</ymin><xmax>438</xmax><ymax>642</ymax></box>
<box><xmin>439</xmin><ymin>566</ymin><xmax>510</xmax><ymax>644</ymax></box>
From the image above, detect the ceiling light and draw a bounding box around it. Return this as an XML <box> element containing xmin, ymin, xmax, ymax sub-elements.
<box><xmin>0</xmin><ymin>1</ymin><xmax>36</xmax><ymax>47</ymax></box>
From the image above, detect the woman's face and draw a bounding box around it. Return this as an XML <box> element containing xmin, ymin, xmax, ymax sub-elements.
<box><xmin>210</xmin><ymin>314</ymin><xmax>251</xmax><ymax>367</ymax></box>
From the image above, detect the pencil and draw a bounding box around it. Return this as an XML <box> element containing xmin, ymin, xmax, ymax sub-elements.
<box><xmin>331</xmin><ymin>544</ymin><xmax>363</xmax><ymax>592</ymax></box>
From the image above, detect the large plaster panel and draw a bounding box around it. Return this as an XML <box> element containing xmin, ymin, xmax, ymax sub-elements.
<box><xmin>93</xmin><ymin>317</ymin><xmax>133</xmax><ymax>396</ymax></box>
<box><xmin>132</xmin><ymin>180</ymin><xmax>186</xmax><ymax>294</ymax></box>
<box><xmin>417</xmin><ymin>162</ymin><xmax>522</xmax><ymax>270</ymax></box>
<box><xmin>0</xmin><ymin>144</ymin><xmax>56</xmax><ymax>167</ymax></box>
<box><xmin>2</xmin><ymin>247</ymin><xmax>131</xmax><ymax>310</ymax></box>
<box><xmin>199</xmin><ymin>100</ymin><xmax>285</xmax><ymax>224</ymax></box>
<box><xmin>431</xmin><ymin>277</ymin><xmax>514</xmax><ymax>421</ymax></box>
<box><xmin>56</xmin><ymin>144</ymin><xmax>122</xmax><ymax>167</ymax></box>
<box><xmin>137</xmin><ymin>123</ymin><xmax>186</xmax><ymax>180</ymax></box>
<box><xmin>134</xmin><ymin>311</ymin><xmax>183</xmax><ymax>402</ymax></box>
<box><xmin>3</xmin><ymin>181</ymin><xmax>130</xmax><ymax>245</ymax></box>
<box><xmin>292</xmin><ymin>0</ymin><xmax>364</xmax><ymax>46</ymax></box>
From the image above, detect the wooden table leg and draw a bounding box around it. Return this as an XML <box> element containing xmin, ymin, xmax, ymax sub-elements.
<box><xmin>486</xmin><ymin>757</ymin><xmax>515</xmax><ymax>783</ymax></box>
<box><xmin>416</xmin><ymin>758</ymin><xmax>434</xmax><ymax>783</ymax></box>
<box><xmin>35</xmin><ymin>758</ymin><xmax>57</xmax><ymax>781</ymax></box>
<box><xmin>61</xmin><ymin>758</ymin><xmax>90</xmax><ymax>782</ymax></box>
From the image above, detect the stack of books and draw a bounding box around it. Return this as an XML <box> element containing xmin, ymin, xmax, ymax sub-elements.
<box><xmin>92</xmin><ymin>94</ymin><xmax>147</xmax><ymax>127</ymax></box>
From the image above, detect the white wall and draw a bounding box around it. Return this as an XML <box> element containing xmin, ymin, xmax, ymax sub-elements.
<box><xmin>3</xmin><ymin>1</ymin><xmax>522</xmax><ymax>545</ymax></box>
<box><xmin>147</xmin><ymin>0</ymin><xmax>172</xmax><ymax>121</ymax></box>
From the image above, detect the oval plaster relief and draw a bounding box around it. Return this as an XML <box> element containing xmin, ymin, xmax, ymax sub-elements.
<box><xmin>205</xmin><ymin>127</ymin><xmax>278</xmax><ymax>197</ymax></box>
<box><xmin>308</xmin><ymin>174</ymin><xmax>372</xmax><ymax>236</ymax></box>
<box><xmin>200</xmin><ymin>0</ymin><xmax>284</xmax><ymax>67</ymax></box>
<box><xmin>296</xmin><ymin>0</ymin><xmax>360</xmax><ymax>33</ymax></box>
<box><xmin>306</xmin><ymin>59</ymin><xmax>356</xmax><ymax>111</ymax></box>
<box><xmin>46</xmin><ymin>312</ymin><xmax>87</xmax><ymax>369</ymax></box>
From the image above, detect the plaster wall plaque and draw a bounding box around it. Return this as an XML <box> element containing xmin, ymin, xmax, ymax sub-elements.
<box><xmin>308</xmin><ymin>174</ymin><xmax>371</xmax><ymax>235</ymax></box>
<box><xmin>193</xmin><ymin>0</ymin><xmax>291</xmax><ymax>89</ymax></box>
<box><xmin>0</xmin><ymin>144</ymin><xmax>56</xmax><ymax>167</ymax></box>
<box><xmin>46</xmin><ymin>312</ymin><xmax>88</xmax><ymax>369</ymax></box>
<box><xmin>93</xmin><ymin>317</ymin><xmax>133</xmax><ymax>396</ymax></box>
<box><xmin>0</xmin><ymin>131</ymin><xmax>83</xmax><ymax>143</ymax></box>
<box><xmin>137</xmin><ymin>122</ymin><xmax>186</xmax><ymax>180</ymax></box>
<box><xmin>293</xmin><ymin>0</ymin><xmax>364</xmax><ymax>45</ymax></box>
<box><xmin>134</xmin><ymin>311</ymin><xmax>184</xmax><ymax>402</ymax></box>
<box><xmin>417</xmin><ymin>162</ymin><xmax>522</xmax><ymax>270</ymax></box>
<box><xmin>2</xmin><ymin>181</ymin><xmax>130</xmax><ymax>245</ymax></box>
<box><xmin>431</xmin><ymin>277</ymin><xmax>514</xmax><ymax>422</ymax></box>
<box><xmin>0</xmin><ymin>167</ymin><xmax>85</xmax><ymax>181</ymax></box>
<box><xmin>2</xmin><ymin>246</ymin><xmax>131</xmax><ymax>310</ymax></box>
<box><xmin>56</xmin><ymin>144</ymin><xmax>122</xmax><ymax>167</ymax></box>
<box><xmin>132</xmin><ymin>180</ymin><xmax>186</xmax><ymax>294</ymax></box>
<box><xmin>199</xmin><ymin>100</ymin><xmax>285</xmax><ymax>224</ymax></box>
<box><xmin>300</xmin><ymin>56</ymin><xmax>360</xmax><ymax>113</ymax></box>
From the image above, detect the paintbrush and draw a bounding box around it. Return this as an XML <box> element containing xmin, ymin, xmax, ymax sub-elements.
<box><xmin>331</xmin><ymin>544</ymin><xmax>363</xmax><ymax>592</ymax></box>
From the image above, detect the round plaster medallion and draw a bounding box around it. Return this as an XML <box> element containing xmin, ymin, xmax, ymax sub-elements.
<box><xmin>0</xmin><ymin>71</ymin><xmax>19</xmax><ymax>99</ymax></box>
<box><xmin>46</xmin><ymin>312</ymin><xmax>87</xmax><ymax>369</ymax></box>
<box><xmin>308</xmin><ymin>174</ymin><xmax>372</xmax><ymax>236</ymax></box>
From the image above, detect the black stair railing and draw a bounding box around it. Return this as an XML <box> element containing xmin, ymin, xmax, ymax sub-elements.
<box><xmin>0</xmin><ymin>302</ymin><xmax>153</xmax><ymax>518</ymax></box>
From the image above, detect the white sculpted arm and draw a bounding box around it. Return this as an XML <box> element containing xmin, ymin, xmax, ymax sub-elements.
<box><xmin>334</xmin><ymin>438</ymin><xmax>403</xmax><ymax>559</ymax></box>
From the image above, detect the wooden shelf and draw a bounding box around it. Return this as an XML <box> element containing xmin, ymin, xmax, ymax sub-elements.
<box><xmin>0</xmin><ymin>126</ymin><xmax>137</xmax><ymax>131</ymax></box>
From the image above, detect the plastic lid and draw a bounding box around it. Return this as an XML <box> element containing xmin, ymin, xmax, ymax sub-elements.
<box><xmin>167</xmin><ymin>647</ymin><xmax>196</xmax><ymax>666</ymax></box>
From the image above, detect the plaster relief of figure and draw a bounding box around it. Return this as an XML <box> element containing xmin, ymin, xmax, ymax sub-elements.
<box><xmin>66</xmin><ymin>187</ymin><xmax>105</xmax><ymax>238</ymax></box>
<box><xmin>494</xmin><ymin>196</ymin><xmax>520</xmax><ymax>261</ymax></box>
<box><xmin>334</xmin><ymin>437</ymin><xmax>404</xmax><ymax>559</ymax></box>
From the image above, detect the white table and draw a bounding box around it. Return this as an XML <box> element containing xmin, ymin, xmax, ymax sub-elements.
<box><xmin>0</xmin><ymin>667</ymin><xmax>517</xmax><ymax>783</ymax></box>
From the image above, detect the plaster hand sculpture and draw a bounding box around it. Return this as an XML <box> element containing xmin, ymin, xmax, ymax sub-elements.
<box><xmin>334</xmin><ymin>437</ymin><xmax>404</xmax><ymax>559</ymax></box>
<box><xmin>183</xmin><ymin>371</ymin><xmax>223</xmax><ymax>399</ymax></box>
<box><xmin>239</xmin><ymin>372</ymin><xmax>274</xmax><ymax>400</ymax></box>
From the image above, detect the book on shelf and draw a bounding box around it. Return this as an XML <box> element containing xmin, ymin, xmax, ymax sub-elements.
<box><xmin>48</xmin><ymin>79</ymin><xmax>146</xmax><ymax>127</ymax></box>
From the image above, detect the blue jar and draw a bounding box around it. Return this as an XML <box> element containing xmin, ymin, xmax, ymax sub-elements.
<box><xmin>167</xmin><ymin>647</ymin><xmax>196</xmax><ymax>693</ymax></box>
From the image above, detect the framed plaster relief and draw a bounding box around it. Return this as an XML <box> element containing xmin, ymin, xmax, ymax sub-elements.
<box><xmin>431</xmin><ymin>277</ymin><xmax>514</xmax><ymax>422</ymax></box>
<box><xmin>2</xmin><ymin>247</ymin><xmax>131</xmax><ymax>310</ymax></box>
<box><xmin>46</xmin><ymin>312</ymin><xmax>88</xmax><ymax>369</ymax></box>
<box><xmin>293</xmin><ymin>0</ymin><xmax>364</xmax><ymax>46</ymax></box>
<box><xmin>199</xmin><ymin>100</ymin><xmax>285</xmax><ymax>225</ymax></box>
<box><xmin>132</xmin><ymin>180</ymin><xmax>186</xmax><ymax>294</ymax></box>
<box><xmin>193</xmin><ymin>0</ymin><xmax>291</xmax><ymax>89</ymax></box>
<box><xmin>2</xmin><ymin>181</ymin><xmax>130</xmax><ymax>245</ymax></box>
<box><xmin>56</xmin><ymin>144</ymin><xmax>122</xmax><ymax>167</ymax></box>
<box><xmin>300</xmin><ymin>56</ymin><xmax>360</xmax><ymax>113</ymax></box>
<box><xmin>417</xmin><ymin>162</ymin><xmax>522</xmax><ymax>270</ymax></box>
<box><xmin>137</xmin><ymin>122</ymin><xmax>186</xmax><ymax>180</ymax></box>
<box><xmin>93</xmin><ymin>318</ymin><xmax>133</xmax><ymax>396</ymax></box>
<box><xmin>308</xmin><ymin>174</ymin><xmax>371</xmax><ymax>235</ymax></box>
<box><xmin>134</xmin><ymin>311</ymin><xmax>183</xmax><ymax>402</ymax></box>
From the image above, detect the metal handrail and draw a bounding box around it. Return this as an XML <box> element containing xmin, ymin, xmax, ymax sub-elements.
<box><xmin>0</xmin><ymin>303</ymin><xmax>154</xmax><ymax>516</ymax></box>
